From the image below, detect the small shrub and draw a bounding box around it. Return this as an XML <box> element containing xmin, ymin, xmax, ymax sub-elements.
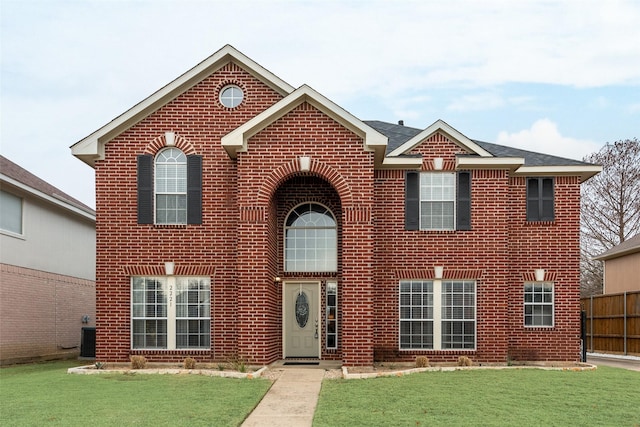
<box><xmin>226</xmin><ymin>353</ymin><xmax>247</xmax><ymax>373</ymax></box>
<box><xmin>217</xmin><ymin>363</ymin><xmax>225</xmax><ymax>371</ymax></box>
<box><xmin>183</xmin><ymin>357</ymin><xmax>196</xmax><ymax>370</ymax></box>
<box><xmin>94</xmin><ymin>362</ymin><xmax>106</xmax><ymax>370</ymax></box>
<box><xmin>415</xmin><ymin>356</ymin><xmax>430</xmax><ymax>368</ymax></box>
<box><xmin>130</xmin><ymin>355</ymin><xmax>147</xmax><ymax>369</ymax></box>
<box><xmin>457</xmin><ymin>356</ymin><xmax>472</xmax><ymax>366</ymax></box>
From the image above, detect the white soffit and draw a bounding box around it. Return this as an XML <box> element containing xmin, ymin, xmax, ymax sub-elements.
<box><xmin>71</xmin><ymin>45</ymin><xmax>295</xmax><ymax>168</ymax></box>
<box><xmin>513</xmin><ymin>165</ymin><xmax>603</xmax><ymax>182</ymax></box>
<box><xmin>456</xmin><ymin>157</ymin><xmax>525</xmax><ymax>171</ymax></box>
<box><xmin>221</xmin><ymin>84</ymin><xmax>388</xmax><ymax>165</ymax></box>
<box><xmin>387</xmin><ymin>119</ymin><xmax>493</xmax><ymax>158</ymax></box>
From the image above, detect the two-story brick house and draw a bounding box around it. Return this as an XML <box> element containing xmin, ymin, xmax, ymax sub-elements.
<box><xmin>72</xmin><ymin>45</ymin><xmax>600</xmax><ymax>366</ymax></box>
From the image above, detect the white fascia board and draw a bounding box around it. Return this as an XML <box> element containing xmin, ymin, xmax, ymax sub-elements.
<box><xmin>222</xmin><ymin>85</ymin><xmax>388</xmax><ymax>163</ymax></box>
<box><xmin>388</xmin><ymin>119</ymin><xmax>493</xmax><ymax>158</ymax></box>
<box><xmin>71</xmin><ymin>45</ymin><xmax>295</xmax><ymax>168</ymax></box>
<box><xmin>1</xmin><ymin>175</ymin><xmax>95</xmax><ymax>221</ymax></box>
<box><xmin>513</xmin><ymin>165</ymin><xmax>602</xmax><ymax>182</ymax></box>
<box><xmin>379</xmin><ymin>157</ymin><xmax>423</xmax><ymax>170</ymax></box>
<box><xmin>456</xmin><ymin>157</ymin><xmax>525</xmax><ymax>171</ymax></box>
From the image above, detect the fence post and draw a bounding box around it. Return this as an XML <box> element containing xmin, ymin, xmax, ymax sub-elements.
<box><xmin>581</xmin><ymin>310</ymin><xmax>587</xmax><ymax>362</ymax></box>
<box><xmin>624</xmin><ymin>291</ymin><xmax>627</xmax><ymax>356</ymax></box>
<box><xmin>590</xmin><ymin>296</ymin><xmax>594</xmax><ymax>353</ymax></box>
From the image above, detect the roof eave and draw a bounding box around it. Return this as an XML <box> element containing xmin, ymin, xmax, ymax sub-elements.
<box><xmin>456</xmin><ymin>157</ymin><xmax>525</xmax><ymax>172</ymax></box>
<box><xmin>222</xmin><ymin>85</ymin><xmax>388</xmax><ymax>165</ymax></box>
<box><xmin>71</xmin><ymin>45</ymin><xmax>295</xmax><ymax>169</ymax></box>
<box><xmin>388</xmin><ymin>119</ymin><xmax>493</xmax><ymax>158</ymax></box>
<box><xmin>512</xmin><ymin>165</ymin><xmax>603</xmax><ymax>182</ymax></box>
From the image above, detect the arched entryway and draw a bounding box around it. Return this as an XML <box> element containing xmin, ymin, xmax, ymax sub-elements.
<box><xmin>270</xmin><ymin>176</ymin><xmax>342</xmax><ymax>360</ymax></box>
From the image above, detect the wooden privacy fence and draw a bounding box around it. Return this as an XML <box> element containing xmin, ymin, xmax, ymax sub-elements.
<box><xmin>581</xmin><ymin>291</ymin><xmax>640</xmax><ymax>356</ymax></box>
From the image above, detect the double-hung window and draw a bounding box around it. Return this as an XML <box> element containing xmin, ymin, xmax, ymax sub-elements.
<box><xmin>284</xmin><ymin>203</ymin><xmax>337</xmax><ymax>272</ymax></box>
<box><xmin>524</xmin><ymin>282</ymin><xmax>554</xmax><ymax>327</ymax></box>
<box><xmin>132</xmin><ymin>276</ymin><xmax>211</xmax><ymax>349</ymax></box>
<box><xmin>405</xmin><ymin>171</ymin><xmax>471</xmax><ymax>230</ymax></box>
<box><xmin>400</xmin><ymin>280</ymin><xmax>476</xmax><ymax>350</ymax></box>
<box><xmin>527</xmin><ymin>177</ymin><xmax>554</xmax><ymax>221</ymax></box>
<box><xmin>137</xmin><ymin>148</ymin><xmax>202</xmax><ymax>225</ymax></box>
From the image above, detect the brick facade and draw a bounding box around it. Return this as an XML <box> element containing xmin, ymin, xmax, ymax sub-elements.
<box><xmin>0</xmin><ymin>264</ymin><xmax>95</xmax><ymax>364</ymax></box>
<box><xmin>76</xmin><ymin>46</ymin><xmax>594</xmax><ymax>366</ymax></box>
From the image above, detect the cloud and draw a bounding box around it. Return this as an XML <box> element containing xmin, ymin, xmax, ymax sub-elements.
<box><xmin>496</xmin><ymin>119</ymin><xmax>601</xmax><ymax>161</ymax></box>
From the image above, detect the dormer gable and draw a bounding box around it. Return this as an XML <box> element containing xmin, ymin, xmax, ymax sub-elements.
<box><xmin>221</xmin><ymin>85</ymin><xmax>388</xmax><ymax>167</ymax></box>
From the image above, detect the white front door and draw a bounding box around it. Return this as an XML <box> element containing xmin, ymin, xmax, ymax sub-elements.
<box><xmin>283</xmin><ymin>282</ymin><xmax>320</xmax><ymax>358</ymax></box>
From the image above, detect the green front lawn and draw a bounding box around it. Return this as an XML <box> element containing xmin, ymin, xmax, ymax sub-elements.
<box><xmin>0</xmin><ymin>361</ymin><xmax>271</xmax><ymax>427</ymax></box>
<box><xmin>314</xmin><ymin>367</ymin><xmax>640</xmax><ymax>426</ymax></box>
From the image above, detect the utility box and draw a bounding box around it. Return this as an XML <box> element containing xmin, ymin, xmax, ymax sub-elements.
<box><xmin>80</xmin><ymin>327</ymin><xmax>96</xmax><ymax>358</ymax></box>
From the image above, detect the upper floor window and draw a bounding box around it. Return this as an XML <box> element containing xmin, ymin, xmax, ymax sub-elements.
<box><xmin>155</xmin><ymin>148</ymin><xmax>187</xmax><ymax>224</ymax></box>
<box><xmin>405</xmin><ymin>171</ymin><xmax>471</xmax><ymax>231</ymax></box>
<box><xmin>0</xmin><ymin>190</ymin><xmax>23</xmax><ymax>235</ymax></box>
<box><xmin>219</xmin><ymin>85</ymin><xmax>244</xmax><ymax>108</ymax></box>
<box><xmin>285</xmin><ymin>203</ymin><xmax>337</xmax><ymax>272</ymax></box>
<box><xmin>527</xmin><ymin>177</ymin><xmax>554</xmax><ymax>221</ymax></box>
<box><xmin>137</xmin><ymin>150</ymin><xmax>202</xmax><ymax>225</ymax></box>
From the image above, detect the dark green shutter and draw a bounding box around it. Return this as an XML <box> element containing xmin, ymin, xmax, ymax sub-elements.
<box><xmin>137</xmin><ymin>154</ymin><xmax>153</xmax><ymax>224</ymax></box>
<box><xmin>456</xmin><ymin>171</ymin><xmax>472</xmax><ymax>230</ymax></box>
<box><xmin>405</xmin><ymin>171</ymin><xmax>420</xmax><ymax>230</ymax></box>
<box><xmin>187</xmin><ymin>155</ymin><xmax>202</xmax><ymax>224</ymax></box>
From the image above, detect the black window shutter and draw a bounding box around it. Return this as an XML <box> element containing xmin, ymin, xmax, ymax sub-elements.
<box><xmin>456</xmin><ymin>171</ymin><xmax>472</xmax><ymax>230</ymax></box>
<box><xmin>187</xmin><ymin>155</ymin><xmax>202</xmax><ymax>224</ymax></box>
<box><xmin>137</xmin><ymin>154</ymin><xmax>153</xmax><ymax>224</ymax></box>
<box><xmin>541</xmin><ymin>178</ymin><xmax>555</xmax><ymax>221</ymax></box>
<box><xmin>526</xmin><ymin>178</ymin><xmax>539</xmax><ymax>221</ymax></box>
<box><xmin>405</xmin><ymin>171</ymin><xmax>420</xmax><ymax>230</ymax></box>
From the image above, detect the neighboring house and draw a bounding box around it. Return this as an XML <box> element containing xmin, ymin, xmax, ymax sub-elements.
<box><xmin>0</xmin><ymin>156</ymin><xmax>96</xmax><ymax>364</ymax></box>
<box><xmin>71</xmin><ymin>45</ymin><xmax>600</xmax><ymax>366</ymax></box>
<box><xmin>594</xmin><ymin>234</ymin><xmax>640</xmax><ymax>294</ymax></box>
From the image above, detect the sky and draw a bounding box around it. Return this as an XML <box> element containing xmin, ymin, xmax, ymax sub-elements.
<box><xmin>2</xmin><ymin>0</ymin><xmax>639</xmax><ymax>209</ymax></box>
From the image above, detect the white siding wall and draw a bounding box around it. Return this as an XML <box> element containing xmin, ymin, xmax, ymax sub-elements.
<box><xmin>0</xmin><ymin>189</ymin><xmax>95</xmax><ymax>281</ymax></box>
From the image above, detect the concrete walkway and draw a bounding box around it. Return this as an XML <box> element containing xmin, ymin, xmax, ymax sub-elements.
<box><xmin>587</xmin><ymin>353</ymin><xmax>640</xmax><ymax>372</ymax></box>
<box><xmin>241</xmin><ymin>368</ymin><xmax>326</xmax><ymax>427</ymax></box>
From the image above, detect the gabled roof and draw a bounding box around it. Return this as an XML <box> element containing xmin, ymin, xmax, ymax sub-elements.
<box><xmin>593</xmin><ymin>234</ymin><xmax>640</xmax><ymax>261</ymax></box>
<box><xmin>221</xmin><ymin>85</ymin><xmax>388</xmax><ymax>166</ymax></box>
<box><xmin>367</xmin><ymin>120</ymin><xmax>601</xmax><ymax>180</ymax></box>
<box><xmin>71</xmin><ymin>45</ymin><xmax>295</xmax><ymax>167</ymax></box>
<box><xmin>0</xmin><ymin>155</ymin><xmax>95</xmax><ymax>220</ymax></box>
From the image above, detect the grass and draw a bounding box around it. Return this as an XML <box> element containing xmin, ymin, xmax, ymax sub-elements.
<box><xmin>0</xmin><ymin>360</ymin><xmax>271</xmax><ymax>427</ymax></box>
<box><xmin>314</xmin><ymin>367</ymin><xmax>640</xmax><ymax>426</ymax></box>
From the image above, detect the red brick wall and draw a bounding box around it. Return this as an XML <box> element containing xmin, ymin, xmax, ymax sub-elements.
<box><xmin>94</xmin><ymin>62</ymin><xmax>283</xmax><ymax>362</ymax></box>
<box><xmin>94</xmin><ymin>61</ymin><xmax>583</xmax><ymax>365</ymax></box>
<box><xmin>0</xmin><ymin>264</ymin><xmax>95</xmax><ymax>364</ymax></box>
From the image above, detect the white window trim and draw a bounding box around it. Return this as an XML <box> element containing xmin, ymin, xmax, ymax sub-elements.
<box><xmin>399</xmin><ymin>279</ymin><xmax>476</xmax><ymax>351</ymax></box>
<box><xmin>0</xmin><ymin>190</ymin><xmax>25</xmax><ymax>238</ymax></box>
<box><xmin>154</xmin><ymin>148</ymin><xmax>187</xmax><ymax>225</ymax></box>
<box><xmin>219</xmin><ymin>84</ymin><xmax>244</xmax><ymax>108</ymax></box>
<box><xmin>131</xmin><ymin>276</ymin><xmax>211</xmax><ymax>350</ymax></box>
<box><xmin>283</xmin><ymin>202</ymin><xmax>338</xmax><ymax>273</ymax></box>
<box><xmin>524</xmin><ymin>281</ymin><xmax>555</xmax><ymax>328</ymax></box>
<box><xmin>419</xmin><ymin>172</ymin><xmax>456</xmax><ymax>231</ymax></box>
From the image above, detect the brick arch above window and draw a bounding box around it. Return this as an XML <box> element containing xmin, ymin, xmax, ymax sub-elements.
<box><xmin>143</xmin><ymin>133</ymin><xmax>197</xmax><ymax>156</ymax></box>
<box><xmin>256</xmin><ymin>158</ymin><xmax>354</xmax><ymax>208</ymax></box>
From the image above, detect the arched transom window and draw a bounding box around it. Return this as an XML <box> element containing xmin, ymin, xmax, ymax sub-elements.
<box><xmin>285</xmin><ymin>203</ymin><xmax>337</xmax><ymax>272</ymax></box>
<box><xmin>155</xmin><ymin>148</ymin><xmax>187</xmax><ymax>224</ymax></box>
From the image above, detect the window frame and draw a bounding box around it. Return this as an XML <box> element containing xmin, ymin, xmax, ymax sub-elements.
<box><xmin>131</xmin><ymin>276</ymin><xmax>211</xmax><ymax>350</ymax></box>
<box><xmin>219</xmin><ymin>85</ymin><xmax>244</xmax><ymax>108</ymax></box>
<box><xmin>524</xmin><ymin>282</ymin><xmax>554</xmax><ymax>327</ymax></box>
<box><xmin>526</xmin><ymin>177</ymin><xmax>555</xmax><ymax>222</ymax></box>
<box><xmin>399</xmin><ymin>279</ymin><xmax>476</xmax><ymax>351</ymax></box>
<box><xmin>284</xmin><ymin>202</ymin><xmax>338</xmax><ymax>273</ymax></box>
<box><xmin>154</xmin><ymin>148</ymin><xmax>188</xmax><ymax>225</ymax></box>
<box><xmin>419</xmin><ymin>172</ymin><xmax>456</xmax><ymax>230</ymax></box>
<box><xmin>0</xmin><ymin>189</ymin><xmax>24</xmax><ymax>237</ymax></box>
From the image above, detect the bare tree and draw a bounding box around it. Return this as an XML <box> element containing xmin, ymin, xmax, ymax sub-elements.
<box><xmin>581</xmin><ymin>138</ymin><xmax>640</xmax><ymax>296</ymax></box>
